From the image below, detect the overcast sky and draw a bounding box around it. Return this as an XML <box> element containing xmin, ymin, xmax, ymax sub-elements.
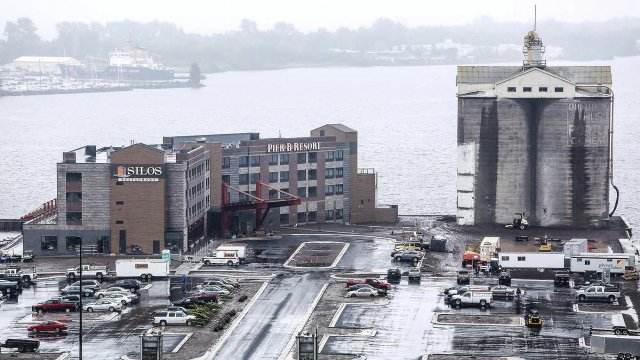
<box><xmin>3</xmin><ymin>0</ymin><xmax>640</xmax><ymax>39</ymax></box>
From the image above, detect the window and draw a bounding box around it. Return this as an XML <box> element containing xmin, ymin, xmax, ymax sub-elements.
<box><xmin>577</xmin><ymin>258</ymin><xmax>582</xmax><ymax>262</ymax></box>
<box><xmin>66</xmin><ymin>236</ymin><xmax>82</xmax><ymax>251</ymax></box>
<box><xmin>325</xmin><ymin>210</ymin><xmax>334</xmax><ymax>221</ymax></box>
<box><xmin>250</xmin><ymin>173</ymin><xmax>260</xmax><ymax>183</ymax></box>
<box><xmin>269</xmin><ymin>172</ymin><xmax>279</xmax><ymax>183</ymax></box>
<box><xmin>308</xmin><ymin>152</ymin><xmax>317</xmax><ymax>163</ymax></box>
<box><xmin>607</xmin><ymin>259</ymin><xmax>612</xmax><ymax>262</ymax></box>
<box><xmin>320</xmin><ymin>130</ymin><xmax>325</xmax><ymax>136</ymax></box>
<box><xmin>325</xmin><ymin>168</ymin><xmax>334</xmax><ymax>178</ymax></box>
<box><xmin>336</xmin><ymin>209</ymin><xmax>343</xmax><ymax>219</ymax></box>
<box><xmin>250</xmin><ymin>156</ymin><xmax>261</xmax><ymax>167</ymax></box>
<box><xmin>297</xmin><ymin>212</ymin><xmax>307</xmax><ymax>223</ymax></box>
<box><xmin>507</xmin><ymin>87</ymin><xmax>516</xmax><ymax>92</ymax></box>
<box><xmin>336</xmin><ymin>184</ymin><xmax>344</xmax><ymax>195</ymax></box>
<box><xmin>66</xmin><ymin>173</ymin><xmax>82</xmax><ymax>182</ymax></box>
<box><xmin>116</xmin><ymin>220</ymin><xmax>124</xmax><ymax>224</ymax></box>
<box><xmin>297</xmin><ymin>170</ymin><xmax>306</xmax><ymax>181</ymax></box>
<box><xmin>297</xmin><ymin>153</ymin><xmax>306</xmax><ymax>164</ymax></box>
<box><xmin>308</xmin><ymin>186</ymin><xmax>317</xmax><ymax>197</ymax></box>
<box><xmin>585</xmin><ymin>260</ymin><xmax>591</xmax><ymax>265</ymax></box>
<box><xmin>555</xmin><ymin>87</ymin><xmax>564</xmax><ymax>92</ymax></box>
<box><xmin>517</xmin><ymin>256</ymin><xmax>526</xmax><ymax>261</ymax></box>
<box><xmin>115</xmin><ymin>201</ymin><xmax>124</xmax><ymax>205</ymax></box>
<box><xmin>325</xmin><ymin>185</ymin><xmax>335</xmax><ymax>196</ymax></box>
<box><xmin>41</xmin><ymin>236</ymin><xmax>57</xmax><ymax>251</ymax></box>
<box><xmin>308</xmin><ymin>169</ymin><xmax>317</xmax><ymax>180</ymax></box>
<box><xmin>279</xmin><ymin>154</ymin><xmax>289</xmax><ymax>165</ymax></box>
<box><xmin>297</xmin><ymin>187</ymin><xmax>306</xmax><ymax>198</ymax></box>
<box><xmin>239</xmin><ymin>174</ymin><xmax>249</xmax><ymax>185</ymax></box>
<box><xmin>523</xmin><ymin>87</ymin><xmax>532</xmax><ymax>92</ymax></box>
<box><xmin>268</xmin><ymin>154</ymin><xmax>278</xmax><ymax>165</ymax></box>
<box><xmin>335</xmin><ymin>150</ymin><xmax>344</xmax><ymax>161</ymax></box>
<box><xmin>308</xmin><ymin>211</ymin><xmax>317</xmax><ymax>223</ymax></box>
<box><xmin>280</xmin><ymin>171</ymin><xmax>289</xmax><ymax>182</ymax></box>
<box><xmin>501</xmin><ymin>256</ymin><xmax>510</xmax><ymax>261</ymax></box>
<box><xmin>539</xmin><ymin>87</ymin><xmax>548</xmax><ymax>92</ymax></box>
<box><xmin>239</xmin><ymin>156</ymin><xmax>249</xmax><ymax>167</ymax></box>
<box><xmin>269</xmin><ymin>189</ymin><xmax>278</xmax><ymax>199</ymax></box>
<box><xmin>66</xmin><ymin>212</ymin><xmax>82</xmax><ymax>225</ymax></box>
<box><xmin>280</xmin><ymin>188</ymin><xmax>289</xmax><ymax>197</ymax></box>
<box><xmin>67</xmin><ymin>192</ymin><xmax>82</xmax><ymax>202</ymax></box>
<box><xmin>280</xmin><ymin>213</ymin><xmax>289</xmax><ymax>225</ymax></box>
<box><xmin>325</xmin><ymin>151</ymin><xmax>334</xmax><ymax>161</ymax></box>
<box><xmin>222</xmin><ymin>175</ymin><xmax>231</xmax><ymax>184</ymax></box>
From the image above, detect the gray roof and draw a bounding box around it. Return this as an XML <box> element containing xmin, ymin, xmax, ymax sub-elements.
<box><xmin>457</xmin><ymin>65</ymin><xmax>612</xmax><ymax>85</ymax></box>
<box><xmin>314</xmin><ymin>124</ymin><xmax>356</xmax><ymax>133</ymax></box>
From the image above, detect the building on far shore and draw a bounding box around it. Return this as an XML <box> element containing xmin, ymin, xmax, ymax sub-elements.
<box><xmin>8</xmin><ymin>56</ymin><xmax>81</xmax><ymax>76</ymax></box>
<box><xmin>23</xmin><ymin>124</ymin><xmax>397</xmax><ymax>256</ymax></box>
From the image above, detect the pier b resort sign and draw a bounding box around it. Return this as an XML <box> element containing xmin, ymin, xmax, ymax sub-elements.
<box><xmin>112</xmin><ymin>165</ymin><xmax>164</xmax><ymax>182</ymax></box>
<box><xmin>267</xmin><ymin>142</ymin><xmax>320</xmax><ymax>153</ymax></box>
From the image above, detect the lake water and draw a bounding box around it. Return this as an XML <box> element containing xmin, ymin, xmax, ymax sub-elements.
<box><xmin>1</xmin><ymin>57</ymin><xmax>639</xmax><ymax>230</ymax></box>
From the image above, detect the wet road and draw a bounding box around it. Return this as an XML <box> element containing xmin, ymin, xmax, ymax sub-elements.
<box><xmin>213</xmin><ymin>273</ymin><xmax>326</xmax><ymax>360</ymax></box>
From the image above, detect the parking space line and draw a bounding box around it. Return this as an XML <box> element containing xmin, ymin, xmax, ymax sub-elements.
<box><xmin>329</xmin><ymin>303</ymin><xmax>346</xmax><ymax>328</ymax></box>
<box><xmin>172</xmin><ymin>332</ymin><xmax>193</xmax><ymax>353</ymax></box>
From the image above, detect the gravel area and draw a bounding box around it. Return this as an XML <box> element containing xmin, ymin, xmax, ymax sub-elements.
<box><xmin>287</xmin><ymin>242</ymin><xmax>346</xmax><ymax>267</ymax></box>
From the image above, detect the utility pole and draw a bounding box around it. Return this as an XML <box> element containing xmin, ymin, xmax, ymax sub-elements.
<box><xmin>79</xmin><ymin>241</ymin><xmax>83</xmax><ymax>359</ymax></box>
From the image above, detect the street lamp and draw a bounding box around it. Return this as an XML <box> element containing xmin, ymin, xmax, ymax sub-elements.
<box><xmin>78</xmin><ymin>242</ymin><xmax>83</xmax><ymax>359</ymax></box>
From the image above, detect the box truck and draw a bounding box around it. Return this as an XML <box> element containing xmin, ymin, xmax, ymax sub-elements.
<box><xmin>570</xmin><ymin>253</ymin><xmax>635</xmax><ymax>274</ymax></box>
<box><xmin>215</xmin><ymin>243</ymin><xmax>247</xmax><ymax>263</ymax></box>
<box><xmin>480</xmin><ymin>237</ymin><xmax>500</xmax><ymax>262</ymax></box>
<box><xmin>115</xmin><ymin>259</ymin><xmax>170</xmax><ymax>281</ymax></box>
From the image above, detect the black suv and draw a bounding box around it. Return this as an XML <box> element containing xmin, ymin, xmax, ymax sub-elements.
<box><xmin>499</xmin><ymin>271</ymin><xmax>512</xmax><ymax>286</ymax></box>
<box><xmin>172</xmin><ymin>296</ymin><xmax>218</xmax><ymax>308</ymax></box>
<box><xmin>554</xmin><ymin>271</ymin><xmax>570</xmax><ymax>287</ymax></box>
<box><xmin>114</xmin><ymin>279</ymin><xmax>141</xmax><ymax>292</ymax></box>
<box><xmin>387</xmin><ymin>268</ymin><xmax>401</xmax><ymax>284</ymax></box>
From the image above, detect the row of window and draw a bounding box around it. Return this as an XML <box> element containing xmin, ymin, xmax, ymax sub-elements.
<box><xmin>41</xmin><ymin>235</ymin><xmax>81</xmax><ymax>251</ymax></box>
<box><xmin>225</xmin><ymin>150</ymin><xmax>344</xmax><ymax>169</ymax></box>
<box><xmin>507</xmin><ymin>86</ymin><xmax>564</xmax><ymax>93</ymax></box>
<box><xmin>279</xmin><ymin>209</ymin><xmax>344</xmax><ymax>225</ymax></box>
<box><xmin>189</xmin><ymin>160</ymin><xmax>210</xmax><ymax>180</ymax></box>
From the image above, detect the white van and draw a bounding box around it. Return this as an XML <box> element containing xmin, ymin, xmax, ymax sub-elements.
<box><xmin>202</xmin><ymin>250</ymin><xmax>240</xmax><ymax>266</ymax></box>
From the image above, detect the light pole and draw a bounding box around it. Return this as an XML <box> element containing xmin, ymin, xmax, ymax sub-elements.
<box><xmin>78</xmin><ymin>242</ymin><xmax>83</xmax><ymax>359</ymax></box>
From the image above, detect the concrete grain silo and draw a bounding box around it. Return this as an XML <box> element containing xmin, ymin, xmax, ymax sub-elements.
<box><xmin>456</xmin><ymin>29</ymin><xmax>613</xmax><ymax>228</ymax></box>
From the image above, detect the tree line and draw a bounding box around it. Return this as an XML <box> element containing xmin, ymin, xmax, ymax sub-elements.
<box><xmin>1</xmin><ymin>17</ymin><xmax>639</xmax><ymax>72</ymax></box>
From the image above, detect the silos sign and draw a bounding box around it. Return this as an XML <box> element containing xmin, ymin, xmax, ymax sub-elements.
<box><xmin>112</xmin><ymin>165</ymin><xmax>164</xmax><ymax>182</ymax></box>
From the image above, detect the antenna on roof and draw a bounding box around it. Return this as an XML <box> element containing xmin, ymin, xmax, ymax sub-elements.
<box><xmin>278</xmin><ymin>130</ymin><xmax>282</xmax><ymax>138</ymax></box>
<box><xmin>534</xmin><ymin>5</ymin><xmax>537</xmax><ymax>32</ymax></box>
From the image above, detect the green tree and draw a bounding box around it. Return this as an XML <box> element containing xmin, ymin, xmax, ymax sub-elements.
<box><xmin>2</xmin><ymin>18</ymin><xmax>41</xmax><ymax>62</ymax></box>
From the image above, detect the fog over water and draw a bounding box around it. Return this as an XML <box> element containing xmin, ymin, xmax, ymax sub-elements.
<box><xmin>1</xmin><ymin>56</ymin><xmax>638</xmax><ymax>229</ymax></box>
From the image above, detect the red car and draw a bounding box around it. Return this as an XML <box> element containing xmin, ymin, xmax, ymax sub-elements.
<box><xmin>28</xmin><ymin>321</ymin><xmax>69</xmax><ymax>334</ymax></box>
<box><xmin>345</xmin><ymin>278</ymin><xmax>392</xmax><ymax>290</ymax></box>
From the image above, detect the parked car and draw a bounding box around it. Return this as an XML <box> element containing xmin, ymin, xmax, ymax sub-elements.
<box><xmin>70</xmin><ymin>280</ymin><xmax>102</xmax><ymax>292</ymax></box>
<box><xmin>60</xmin><ymin>285</ymin><xmax>94</xmax><ymax>297</ymax></box>
<box><xmin>576</xmin><ymin>285</ymin><xmax>621</xmax><ymax>303</ymax></box>
<box><xmin>173</xmin><ymin>296</ymin><xmax>218</xmax><ymax>308</ymax></box>
<box><xmin>345</xmin><ymin>279</ymin><xmax>392</xmax><ymax>290</ymax></box>
<box><xmin>456</xmin><ymin>270</ymin><xmax>470</xmax><ymax>285</ymax></box>
<box><xmin>153</xmin><ymin>310</ymin><xmax>196</xmax><ymax>326</ymax></box>
<box><xmin>32</xmin><ymin>299</ymin><xmax>77</xmax><ymax>313</ymax></box>
<box><xmin>56</xmin><ymin>295</ymin><xmax>81</xmax><ymax>308</ymax></box>
<box><xmin>450</xmin><ymin>290</ymin><xmax>492</xmax><ymax>309</ymax></box>
<box><xmin>27</xmin><ymin>321</ymin><xmax>68</xmax><ymax>334</ymax></box>
<box><xmin>387</xmin><ymin>268</ymin><xmax>401</xmax><ymax>284</ymax></box>
<box><xmin>408</xmin><ymin>267</ymin><xmax>421</xmax><ymax>282</ymax></box>
<box><xmin>392</xmin><ymin>250</ymin><xmax>424</xmax><ymax>263</ymax></box>
<box><xmin>347</xmin><ymin>284</ymin><xmax>376</xmax><ymax>292</ymax></box>
<box><xmin>498</xmin><ymin>271</ymin><xmax>512</xmax><ymax>286</ymax></box>
<box><xmin>193</xmin><ymin>286</ymin><xmax>230</xmax><ymax>297</ymax></box>
<box><xmin>345</xmin><ymin>287</ymin><xmax>383</xmax><ymax>298</ymax></box>
<box><xmin>101</xmin><ymin>293</ymin><xmax>132</xmax><ymax>306</ymax></box>
<box><xmin>198</xmin><ymin>280</ymin><xmax>235</xmax><ymax>291</ymax></box>
<box><xmin>204</xmin><ymin>277</ymin><xmax>239</xmax><ymax>287</ymax></box>
<box><xmin>95</xmin><ymin>287</ymin><xmax>134</xmax><ymax>298</ymax></box>
<box><xmin>83</xmin><ymin>299</ymin><xmax>122</xmax><ymax>313</ymax></box>
<box><xmin>0</xmin><ymin>279</ymin><xmax>21</xmax><ymax>296</ymax></box>
<box><xmin>491</xmin><ymin>285</ymin><xmax>515</xmax><ymax>298</ymax></box>
<box><xmin>113</xmin><ymin>279</ymin><xmax>141</xmax><ymax>292</ymax></box>
<box><xmin>554</xmin><ymin>271</ymin><xmax>570</xmax><ymax>287</ymax></box>
<box><xmin>576</xmin><ymin>280</ymin><xmax>618</xmax><ymax>291</ymax></box>
<box><xmin>22</xmin><ymin>250</ymin><xmax>34</xmax><ymax>263</ymax></box>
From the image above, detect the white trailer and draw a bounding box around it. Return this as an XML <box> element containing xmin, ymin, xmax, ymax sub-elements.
<box><xmin>591</xmin><ymin>334</ymin><xmax>640</xmax><ymax>358</ymax></box>
<box><xmin>115</xmin><ymin>259</ymin><xmax>170</xmax><ymax>281</ymax></box>
<box><xmin>480</xmin><ymin>237</ymin><xmax>500</xmax><ymax>262</ymax></box>
<box><xmin>498</xmin><ymin>252</ymin><xmax>566</xmax><ymax>269</ymax></box>
<box><xmin>570</xmin><ymin>253</ymin><xmax>635</xmax><ymax>274</ymax></box>
<box><xmin>215</xmin><ymin>243</ymin><xmax>247</xmax><ymax>263</ymax></box>
<box><xmin>563</xmin><ymin>238</ymin><xmax>588</xmax><ymax>256</ymax></box>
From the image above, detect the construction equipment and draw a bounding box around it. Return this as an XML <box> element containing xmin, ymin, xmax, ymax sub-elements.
<box><xmin>505</xmin><ymin>213</ymin><xmax>529</xmax><ymax>230</ymax></box>
<box><xmin>623</xmin><ymin>266</ymin><xmax>639</xmax><ymax>281</ymax></box>
<box><xmin>539</xmin><ymin>237</ymin><xmax>551</xmax><ymax>252</ymax></box>
<box><xmin>525</xmin><ymin>309</ymin><xmax>542</xmax><ymax>328</ymax></box>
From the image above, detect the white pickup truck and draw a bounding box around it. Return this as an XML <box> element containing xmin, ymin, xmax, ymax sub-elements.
<box><xmin>0</xmin><ymin>267</ymin><xmax>37</xmax><ymax>282</ymax></box>
<box><xmin>66</xmin><ymin>264</ymin><xmax>109</xmax><ymax>281</ymax></box>
<box><xmin>576</xmin><ymin>285</ymin><xmax>621</xmax><ymax>303</ymax></box>
<box><xmin>450</xmin><ymin>290</ymin><xmax>492</xmax><ymax>309</ymax></box>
